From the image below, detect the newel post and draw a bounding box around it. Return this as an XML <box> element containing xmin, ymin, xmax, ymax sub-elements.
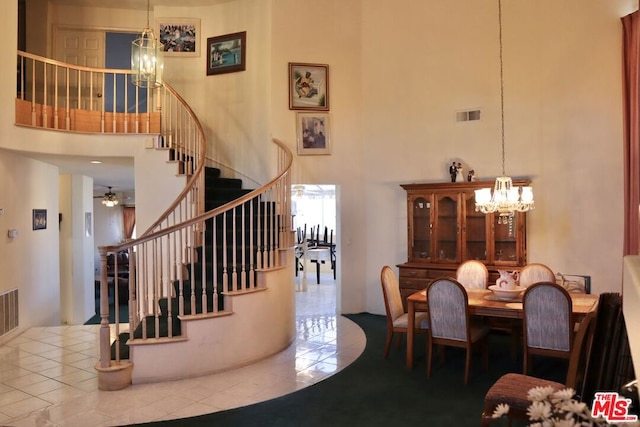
<box><xmin>94</xmin><ymin>248</ymin><xmax>133</xmax><ymax>390</ymax></box>
<box><xmin>98</xmin><ymin>248</ymin><xmax>111</xmax><ymax>368</ymax></box>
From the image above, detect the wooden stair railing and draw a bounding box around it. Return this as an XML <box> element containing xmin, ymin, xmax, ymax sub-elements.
<box><xmin>99</xmin><ymin>139</ymin><xmax>292</xmax><ymax>382</ymax></box>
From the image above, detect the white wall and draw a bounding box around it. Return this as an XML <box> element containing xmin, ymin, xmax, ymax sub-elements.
<box><xmin>0</xmin><ymin>1</ymin><xmax>61</xmax><ymax>332</ymax></box>
<box><xmin>134</xmin><ymin>141</ymin><xmax>187</xmax><ymax>235</ymax></box>
<box><xmin>154</xmin><ymin>0</ymin><xmax>274</xmax><ymax>184</ymax></box>
<box><xmin>0</xmin><ymin>148</ymin><xmax>61</xmax><ymax>331</ymax></box>
<box><xmin>272</xmin><ymin>0</ymin><xmax>365</xmax><ymax>312</ymax></box>
<box><xmin>57</xmin><ymin>174</ymin><xmax>96</xmax><ymax>325</ymax></box>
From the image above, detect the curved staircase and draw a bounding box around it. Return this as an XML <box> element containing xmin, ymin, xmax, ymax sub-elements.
<box><xmin>17</xmin><ymin>51</ymin><xmax>295</xmax><ymax>389</ymax></box>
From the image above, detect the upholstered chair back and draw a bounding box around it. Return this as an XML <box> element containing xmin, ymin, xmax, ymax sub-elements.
<box><xmin>523</xmin><ymin>282</ymin><xmax>573</xmax><ymax>352</ymax></box>
<box><xmin>381</xmin><ymin>266</ymin><xmax>405</xmax><ymax>322</ymax></box>
<box><xmin>456</xmin><ymin>260</ymin><xmax>489</xmax><ymax>289</ymax></box>
<box><xmin>427</xmin><ymin>278</ymin><xmax>468</xmax><ymax>341</ymax></box>
<box><xmin>519</xmin><ymin>263</ymin><xmax>556</xmax><ymax>288</ymax></box>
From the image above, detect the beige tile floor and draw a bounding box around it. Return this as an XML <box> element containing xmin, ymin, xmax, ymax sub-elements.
<box><xmin>0</xmin><ymin>272</ymin><xmax>365</xmax><ymax>426</ymax></box>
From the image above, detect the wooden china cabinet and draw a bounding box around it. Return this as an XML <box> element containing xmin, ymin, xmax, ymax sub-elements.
<box><xmin>397</xmin><ymin>180</ymin><xmax>529</xmax><ymax>310</ymax></box>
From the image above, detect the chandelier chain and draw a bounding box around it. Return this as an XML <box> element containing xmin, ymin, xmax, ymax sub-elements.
<box><xmin>473</xmin><ymin>0</ymin><xmax>534</xmax><ymax>217</ymax></box>
<box><xmin>498</xmin><ymin>0</ymin><xmax>506</xmax><ymax>176</ymax></box>
<box><xmin>146</xmin><ymin>0</ymin><xmax>151</xmax><ymax>28</ymax></box>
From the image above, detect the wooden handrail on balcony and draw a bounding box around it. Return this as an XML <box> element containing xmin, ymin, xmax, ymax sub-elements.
<box><xmin>17</xmin><ymin>51</ymin><xmax>161</xmax><ymax>134</ymax></box>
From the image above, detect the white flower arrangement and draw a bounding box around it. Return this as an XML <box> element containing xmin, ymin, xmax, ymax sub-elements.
<box><xmin>492</xmin><ymin>386</ymin><xmax>611</xmax><ymax>426</ymax></box>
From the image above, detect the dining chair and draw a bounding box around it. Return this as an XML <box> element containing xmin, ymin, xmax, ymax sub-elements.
<box><xmin>480</xmin><ymin>306</ymin><xmax>598</xmax><ymax>426</ymax></box>
<box><xmin>380</xmin><ymin>265</ymin><xmax>429</xmax><ymax>358</ymax></box>
<box><xmin>519</xmin><ymin>263</ymin><xmax>556</xmax><ymax>288</ymax></box>
<box><xmin>314</xmin><ymin>228</ymin><xmax>336</xmax><ymax>280</ymax></box>
<box><xmin>522</xmin><ymin>281</ymin><xmax>574</xmax><ymax>375</ymax></box>
<box><xmin>457</xmin><ymin>260</ymin><xmax>517</xmax><ymax>357</ymax></box>
<box><xmin>456</xmin><ymin>260</ymin><xmax>489</xmax><ymax>289</ymax></box>
<box><xmin>425</xmin><ymin>277</ymin><xmax>490</xmax><ymax>384</ymax></box>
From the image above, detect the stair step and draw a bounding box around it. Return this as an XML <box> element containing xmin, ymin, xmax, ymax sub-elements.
<box><xmin>205</xmin><ymin>167</ymin><xmax>221</xmax><ymax>180</ymax></box>
<box><xmin>206</xmin><ymin>177</ymin><xmax>243</xmax><ymax>189</ymax></box>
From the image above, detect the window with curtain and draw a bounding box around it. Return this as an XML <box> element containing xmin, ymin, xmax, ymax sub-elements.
<box><xmin>622</xmin><ymin>10</ymin><xmax>640</xmax><ymax>255</ymax></box>
<box><xmin>123</xmin><ymin>206</ymin><xmax>135</xmax><ymax>240</ymax></box>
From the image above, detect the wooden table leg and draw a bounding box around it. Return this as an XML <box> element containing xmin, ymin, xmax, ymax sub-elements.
<box><xmin>407</xmin><ymin>299</ymin><xmax>415</xmax><ymax>369</ymax></box>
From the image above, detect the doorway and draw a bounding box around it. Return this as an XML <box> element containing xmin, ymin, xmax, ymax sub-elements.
<box><xmin>292</xmin><ymin>184</ymin><xmax>338</xmax><ymax>314</ymax></box>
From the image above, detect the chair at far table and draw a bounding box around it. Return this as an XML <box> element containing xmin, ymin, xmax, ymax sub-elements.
<box><xmin>456</xmin><ymin>260</ymin><xmax>489</xmax><ymax>290</ymax></box>
<box><xmin>519</xmin><ymin>263</ymin><xmax>556</xmax><ymax>288</ymax></box>
<box><xmin>480</xmin><ymin>305</ymin><xmax>598</xmax><ymax>426</ymax></box>
<box><xmin>426</xmin><ymin>277</ymin><xmax>490</xmax><ymax>384</ymax></box>
<box><xmin>522</xmin><ymin>281</ymin><xmax>574</xmax><ymax>375</ymax></box>
<box><xmin>380</xmin><ymin>266</ymin><xmax>429</xmax><ymax>358</ymax></box>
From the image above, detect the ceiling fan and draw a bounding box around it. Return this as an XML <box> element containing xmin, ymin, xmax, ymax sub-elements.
<box><xmin>94</xmin><ymin>186</ymin><xmax>119</xmax><ymax>207</ymax></box>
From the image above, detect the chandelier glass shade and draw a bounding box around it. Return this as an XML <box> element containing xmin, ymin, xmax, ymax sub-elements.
<box><xmin>102</xmin><ymin>188</ymin><xmax>119</xmax><ymax>207</ymax></box>
<box><xmin>474</xmin><ymin>0</ymin><xmax>534</xmax><ymax>219</ymax></box>
<box><xmin>131</xmin><ymin>0</ymin><xmax>163</xmax><ymax>88</ymax></box>
<box><xmin>474</xmin><ymin>176</ymin><xmax>534</xmax><ymax>217</ymax></box>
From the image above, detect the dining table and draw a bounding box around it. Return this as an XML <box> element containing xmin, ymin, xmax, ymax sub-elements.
<box><xmin>405</xmin><ymin>287</ymin><xmax>599</xmax><ymax>369</ymax></box>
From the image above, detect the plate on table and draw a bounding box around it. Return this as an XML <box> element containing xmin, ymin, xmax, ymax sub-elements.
<box><xmin>488</xmin><ymin>285</ymin><xmax>525</xmax><ymax>301</ymax></box>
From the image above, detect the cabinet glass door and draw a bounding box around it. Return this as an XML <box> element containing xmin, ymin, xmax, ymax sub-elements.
<box><xmin>435</xmin><ymin>193</ymin><xmax>458</xmax><ymax>262</ymax></box>
<box><xmin>493</xmin><ymin>213</ymin><xmax>519</xmax><ymax>265</ymax></box>
<box><xmin>410</xmin><ymin>196</ymin><xmax>431</xmax><ymax>260</ymax></box>
<box><xmin>464</xmin><ymin>193</ymin><xmax>487</xmax><ymax>261</ymax></box>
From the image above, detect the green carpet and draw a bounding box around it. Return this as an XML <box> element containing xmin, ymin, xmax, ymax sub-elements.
<box><xmin>85</xmin><ymin>299</ymin><xmax>129</xmax><ymax>325</ymax></box>
<box><xmin>128</xmin><ymin>313</ymin><xmax>568</xmax><ymax>427</ymax></box>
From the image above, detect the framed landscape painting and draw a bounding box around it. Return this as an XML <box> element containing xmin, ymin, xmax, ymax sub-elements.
<box><xmin>296</xmin><ymin>112</ymin><xmax>331</xmax><ymax>155</ymax></box>
<box><xmin>206</xmin><ymin>31</ymin><xmax>247</xmax><ymax>76</ymax></box>
<box><xmin>156</xmin><ymin>18</ymin><xmax>200</xmax><ymax>57</ymax></box>
<box><xmin>289</xmin><ymin>63</ymin><xmax>329</xmax><ymax>111</ymax></box>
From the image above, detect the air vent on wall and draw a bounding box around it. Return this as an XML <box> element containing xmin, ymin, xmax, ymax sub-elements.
<box><xmin>456</xmin><ymin>109</ymin><xmax>481</xmax><ymax>122</ymax></box>
<box><xmin>0</xmin><ymin>289</ymin><xmax>18</xmax><ymax>338</ymax></box>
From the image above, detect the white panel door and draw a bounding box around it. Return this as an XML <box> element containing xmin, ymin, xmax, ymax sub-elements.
<box><xmin>54</xmin><ymin>28</ymin><xmax>105</xmax><ymax>110</ymax></box>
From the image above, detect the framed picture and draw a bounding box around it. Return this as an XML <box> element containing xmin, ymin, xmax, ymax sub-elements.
<box><xmin>33</xmin><ymin>209</ymin><xmax>47</xmax><ymax>230</ymax></box>
<box><xmin>289</xmin><ymin>63</ymin><xmax>329</xmax><ymax>111</ymax></box>
<box><xmin>156</xmin><ymin>18</ymin><xmax>200</xmax><ymax>57</ymax></box>
<box><xmin>206</xmin><ymin>31</ymin><xmax>246</xmax><ymax>76</ymax></box>
<box><xmin>296</xmin><ymin>112</ymin><xmax>331</xmax><ymax>155</ymax></box>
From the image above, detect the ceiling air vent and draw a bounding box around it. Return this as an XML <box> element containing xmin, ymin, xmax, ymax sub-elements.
<box><xmin>456</xmin><ymin>109</ymin><xmax>481</xmax><ymax>122</ymax></box>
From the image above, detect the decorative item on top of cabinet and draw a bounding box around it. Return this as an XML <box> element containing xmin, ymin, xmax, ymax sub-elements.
<box><xmin>397</xmin><ymin>180</ymin><xmax>529</xmax><ymax>310</ymax></box>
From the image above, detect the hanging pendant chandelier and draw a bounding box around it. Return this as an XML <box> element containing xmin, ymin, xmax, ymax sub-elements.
<box><xmin>475</xmin><ymin>0</ymin><xmax>534</xmax><ymax>222</ymax></box>
<box><xmin>131</xmin><ymin>0</ymin><xmax>163</xmax><ymax>88</ymax></box>
<box><xmin>102</xmin><ymin>187</ymin><xmax>119</xmax><ymax>207</ymax></box>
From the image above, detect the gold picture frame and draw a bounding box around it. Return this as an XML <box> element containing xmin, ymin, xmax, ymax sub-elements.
<box><xmin>289</xmin><ymin>63</ymin><xmax>329</xmax><ymax>111</ymax></box>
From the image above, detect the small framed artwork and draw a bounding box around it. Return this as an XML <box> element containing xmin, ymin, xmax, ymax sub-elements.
<box><xmin>206</xmin><ymin>31</ymin><xmax>247</xmax><ymax>76</ymax></box>
<box><xmin>296</xmin><ymin>112</ymin><xmax>331</xmax><ymax>155</ymax></box>
<box><xmin>156</xmin><ymin>18</ymin><xmax>200</xmax><ymax>56</ymax></box>
<box><xmin>289</xmin><ymin>63</ymin><xmax>329</xmax><ymax>111</ymax></box>
<box><xmin>33</xmin><ymin>209</ymin><xmax>47</xmax><ymax>230</ymax></box>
